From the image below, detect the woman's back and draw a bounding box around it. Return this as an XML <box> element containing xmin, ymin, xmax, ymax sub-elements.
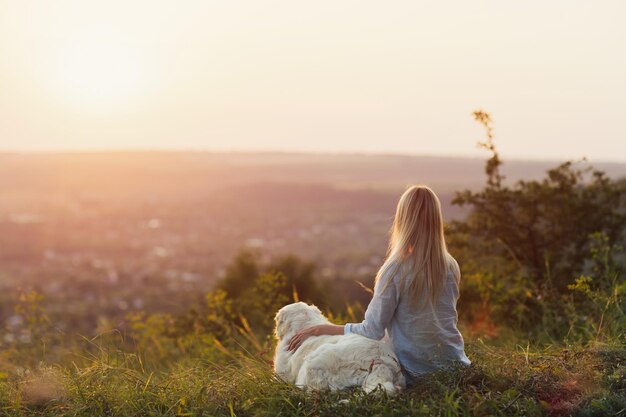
<box><xmin>344</xmin><ymin>256</ymin><xmax>470</xmax><ymax>377</ymax></box>
<box><xmin>390</xmin><ymin>256</ymin><xmax>470</xmax><ymax>376</ymax></box>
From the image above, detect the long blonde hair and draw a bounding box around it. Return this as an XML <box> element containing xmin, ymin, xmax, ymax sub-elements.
<box><xmin>376</xmin><ymin>185</ymin><xmax>453</xmax><ymax>304</ymax></box>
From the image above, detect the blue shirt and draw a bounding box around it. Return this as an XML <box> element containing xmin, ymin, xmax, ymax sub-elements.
<box><xmin>344</xmin><ymin>257</ymin><xmax>470</xmax><ymax>376</ymax></box>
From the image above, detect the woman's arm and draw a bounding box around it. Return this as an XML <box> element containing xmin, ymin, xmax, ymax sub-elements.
<box><xmin>344</xmin><ymin>265</ymin><xmax>400</xmax><ymax>340</ymax></box>
<box><xmin>286</xmin><ymin>324</ymin><xmax>343</xmax><ymax>351</ymax></box>
<box><xmin>287</xmin><ymin>265</ymin><xmax>400</xmax><ymax>351</ymax></box>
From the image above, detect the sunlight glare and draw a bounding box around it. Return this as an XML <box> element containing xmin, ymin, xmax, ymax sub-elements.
<box><xmin>54</xmin><ymin>27</ymin><xmax>141</xmax><ymax>110</ymax></box>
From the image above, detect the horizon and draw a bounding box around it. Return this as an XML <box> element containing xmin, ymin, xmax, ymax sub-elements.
<box><xmin>1</xmin><ymin>148</ymin><xmax>626</xmax><ymax>165</ymax></box>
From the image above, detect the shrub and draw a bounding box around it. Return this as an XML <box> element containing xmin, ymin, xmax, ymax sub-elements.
<box><xmin>451</xmin><ymin>111</ymin><xmax>626</xmax><ymax>337</ymax></box>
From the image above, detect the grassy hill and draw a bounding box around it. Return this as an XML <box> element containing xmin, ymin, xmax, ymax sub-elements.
<box><xmin>3</xmin><ymin>337</ymin><xmax>625</xmax><ymax>416</ymax></box>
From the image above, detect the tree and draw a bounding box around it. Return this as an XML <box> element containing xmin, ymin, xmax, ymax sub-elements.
<box><xmin>216</xmin><ymin>250</ymin><xmax>327</xmax><ymax>333</ymax></box>
<box><xmin>266</xmin><ymin>255</ymin><xmax>325</xmax><ymax>307</ymax></box>
<box><xmin>218</xmin><ymin>250</ymin><xmax>259</xmax><ymax>299</ymax></box>
<box><xmin>451</xmin><ymin>111</ymin><xmax>626</xmax><ymax>326</ymax></box>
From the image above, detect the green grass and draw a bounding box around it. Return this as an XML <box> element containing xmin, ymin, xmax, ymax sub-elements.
<box><xmin>1</xmin><ymin>340</ymin><xmax>625</xmax><ymax>417</ymax></box>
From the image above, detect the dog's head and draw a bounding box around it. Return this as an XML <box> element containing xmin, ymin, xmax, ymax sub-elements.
<box><xmin>274</xmin><ymin>302</ymin><xmax>325</xmax><ymax>340</ymax></box>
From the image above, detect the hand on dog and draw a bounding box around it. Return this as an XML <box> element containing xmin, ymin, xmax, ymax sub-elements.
<box><xmin>287</xmin><ymin>324</ymin><xmax>344</xmax><ymax>352</ymax></box>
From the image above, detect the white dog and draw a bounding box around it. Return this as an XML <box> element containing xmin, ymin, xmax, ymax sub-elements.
<box><xmin>273</xmin><ymin>302</ymin><xmax>405</xmax><ymax>393</ymax></box>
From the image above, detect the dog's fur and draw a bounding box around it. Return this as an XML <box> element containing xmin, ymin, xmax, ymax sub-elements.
<box><xmin>273</xmin><ymin>302</ymin><xmax>405</xmax><ymax>393</ymax></box>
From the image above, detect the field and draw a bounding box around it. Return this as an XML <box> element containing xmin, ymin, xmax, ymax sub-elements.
<box><xmin>0</xmin><ymin>151</ymin><xmax>625</xmax><ymax>416</ymax></box>
<box><xmin>2</xmin><ymin>339</ymin><xmax>625</xmax><ymax>417</ymax></box>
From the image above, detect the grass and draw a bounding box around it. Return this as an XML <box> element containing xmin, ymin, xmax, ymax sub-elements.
<box><xmin>1</xmin><ymin>339</ymin><xmax>624</xmax><ymax>417</ymax></box>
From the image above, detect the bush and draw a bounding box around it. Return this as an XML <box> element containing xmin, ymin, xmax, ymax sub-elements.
<box><xmin>216</xmin><ymin>251</ymin><xmax>327</xmax><ymax>334</ymax></box>
<box><xmin>450</xmin><ymin>111</ymin><xmax>626</xmax><ymax>337</ymax></box>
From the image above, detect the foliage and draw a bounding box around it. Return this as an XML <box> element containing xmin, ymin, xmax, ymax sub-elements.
<box><xmin>565</xmin><ymin>233</ymin><xmax>626</xmax><ymax>342</ymax></box>
<box><xmin>450</xmin><ymin>110</ymin><xmax>626</xmax><ymax>336</ymax></box>
<box><xmin>265</xmin><ymin>255</ymin><xmax>326</xmax><ymax>308</ymax></box>
<box><xmin>215</xmin><ymin>251</ymin><xmax>326</xmax><ymax>335</ymax></box>
<box><xmin>219</xmin><ymin>251</ymin><xmax>325</xmax><ymax>306</ymax></box>
<box><xmin>219</xmin><ymin>250</ymin><xmax>260</xmax><ymax>300</ymax></box>
<box><xmin>238</xmin><ymin>272</ymin><xmax>290</xmax><ymax>333</ymax></box>
<box><xmin>454</xmin><ymin>111</ymin><xmax>625</xmax><ymax>287</ymax></box>
<box><xmin>171</xmin><ymin>289</ymin><xmax>237</xmax><ymax>342</ymax></box>
<box><xmin>473</xmin><ymin>110</ymin><xmax>504</xmax><ymax>188</ymax></box>
<box><xmin>1</xmin><ymin>291</ymin><xmax>61</xmax><ymax>369</ymax></box>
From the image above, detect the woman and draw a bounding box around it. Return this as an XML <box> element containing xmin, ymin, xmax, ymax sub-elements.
<box><xmin>287</xmin><ymin>185</ymin><xmax>470</xmax><ymax>383</ymax></box>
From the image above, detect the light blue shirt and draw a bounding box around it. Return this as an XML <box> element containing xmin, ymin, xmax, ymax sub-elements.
<box><xmin>344</xmin><ymin>257</ymin><xmax>470</xmax><ymax>377</ymax></box>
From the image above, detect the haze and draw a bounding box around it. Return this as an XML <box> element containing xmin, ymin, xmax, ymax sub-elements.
<box><xmin>1</xmin><ymin>0</ymin><xmax>625</xmax><ymax>161</ymax></box>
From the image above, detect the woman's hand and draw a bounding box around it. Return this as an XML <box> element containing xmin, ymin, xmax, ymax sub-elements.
<box><xmin>287</xmin><ymin>324</ymin><xmax>344</xmax><ymax>352</ymax></box>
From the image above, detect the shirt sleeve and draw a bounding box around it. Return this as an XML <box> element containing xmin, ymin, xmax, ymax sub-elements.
<box><xmin>344</xmin><ymin>263</ymin><xmax>400</xmax><ymax>340</ymax></box>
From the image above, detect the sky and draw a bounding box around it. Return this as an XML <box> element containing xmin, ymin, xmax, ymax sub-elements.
<box><xmin>0</xmin><ymin>0</ymin><xmax>625</xmax><ymax>162</ymax></box>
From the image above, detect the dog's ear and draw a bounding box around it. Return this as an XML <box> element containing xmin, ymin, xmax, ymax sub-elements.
<box><xmin>307</xmin><ymin>304</ymin><xmax>322</xmax><ymax>314</ymax></box>
<box><xmin>306</xmin><ymin>303</ymin><xmax>323</xmax><ymax>320</ymax></box>
<box><xmin>274</xmin><ymin>307</ymin><xmax>290</xmax><ymax>340</ymax></box>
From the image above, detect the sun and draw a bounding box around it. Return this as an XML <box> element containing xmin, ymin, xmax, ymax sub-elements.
<box><xmin>53</xmin><ymin>27</ymin><xmax>141</xmax><ymax>110</ymax></box>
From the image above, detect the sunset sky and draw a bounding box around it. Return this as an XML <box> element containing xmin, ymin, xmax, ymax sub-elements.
<box><xmin>1</xmin><ymin>1</ymin><xmax>624</xmax><ymax>161</ymax></box>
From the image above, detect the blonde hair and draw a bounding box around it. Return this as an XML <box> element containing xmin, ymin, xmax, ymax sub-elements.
<box><xmin>375</xmin><ymin>185</ymin><xmax>455</xmax><ymax>305</ymax></box>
